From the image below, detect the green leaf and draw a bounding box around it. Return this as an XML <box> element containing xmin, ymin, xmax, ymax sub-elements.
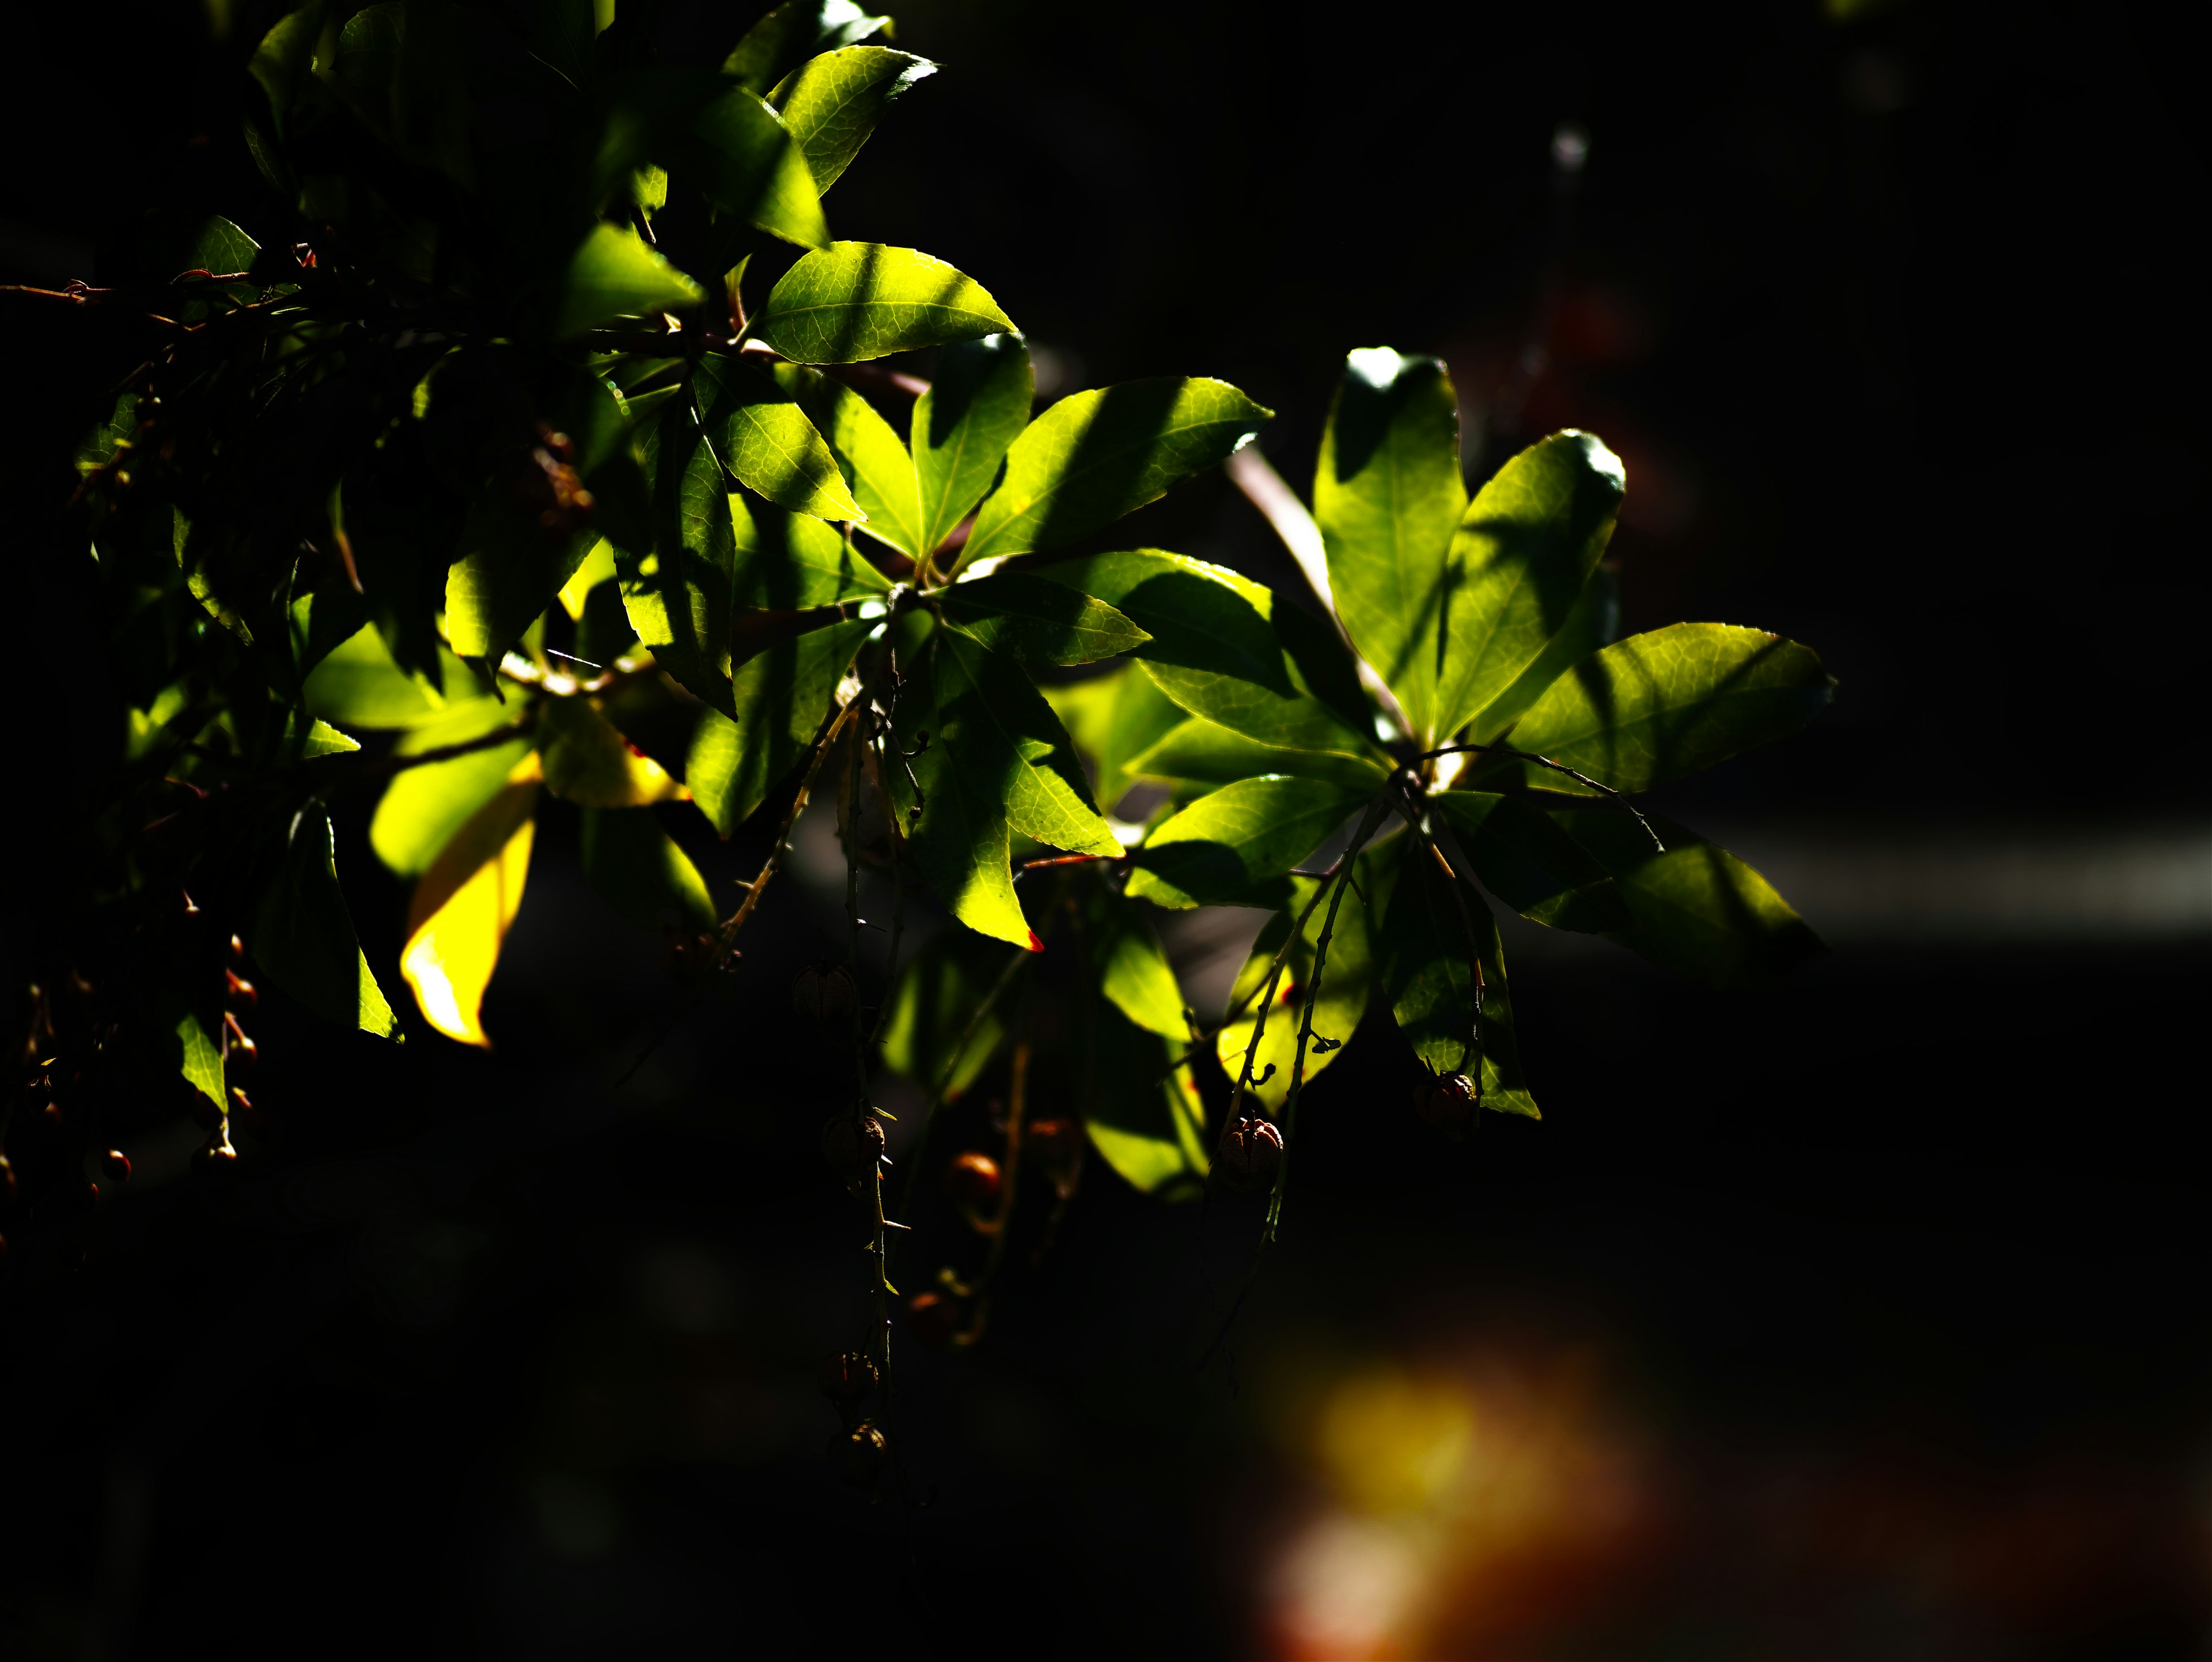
<box><xmin>1433</xmin><ymin>431</ymin><xmax>1626</xmax><ymax>741</ymax></box>
<box><xmin>912</xmin><ymin>333</ymin><xmax>1032</xmax><ymax>558</ymax></box>
<box><xmin>1035</xmin><ymin>551</ymin><xmax>1376</xmax><ymax>756</ymax></box>
<box><xmin>1081</xmin><ymin>881</ymin><xmax>1188</xmax><ymax>1040</ymax></box>
<box><xmin>1315</xmin><ymin>349</ymin><xmax>1468</xmax><ymax>747</ymax></box>
<box><xmin>939</xmin><ymin>570</ymin><xmax>1150</xmax><ymax>666</ymax></box>
<box><xmin>889</xmin><ymin>624</ymin><xmax>1115</xmax><ymax>947</ymax></box>
<box><xmin>1126</xmin><ymin>715</ymin><xmax>1389</xmax><ymax>792</ymax></box>
<box><xmin>687</xmin><ymin>618</ymin><xmax>873</xmax><ymax>834</ymax></box>
<box><xmin>769</xmin><ymin>363</ymin><xmax>924</xmax><ymax>554</ymax></box>
<box><xmin>444</xmin><ymin>495</ymin><xmax>594</xmax><ymax>662</ymax></box>
<box><xmin>537</xmin><ymin>697</ymin><xmax>685</xmax><ymax>807</ymax></box>
<box><xmin>1215</xmin><ymin>851</ymin><xmax>1384</xmax><ymax>1110</ymax></box>
<box><xmin>695</xmin><ymin>354</ymin><xmax>864</xmax><ymax>523</ymax></box>
<box><xmin>1080</xmin><ymin>995</ymin><xmax>1209</xmax><ymax>1201</ymax></box>
<box><xmin>171</xmin><ymin>1005</ymin><xmax>225</xmax><ymax>1107</ymax></box>
<box><xmin>1502</xmin><ymin>623</ymin><xmax>1836</xmax><ymax>792</ymax></box>
<box><xmin>1042</xmin><ymin>661</ymin><xmax>1187</xmax><ymax>820</ymax></box>
<box><xmin>617</xmin><ymin>399</ymin><xmax>738</xmax><ymax>712</ymax></box>
<box><xmin>751</xmin><ymin>242</ymin><xmax>1014</xmax><ymax>365</ymax></box>
<box><xmin>724</xmin><ymin>1</ymin><xmax>889</xmax><ymax>94</ymax></box>
<box><xmin>1124</xmin><ymin>776</ymin><xmax>1362</xmax><ymax>910</ymax></box>
<box><xmin>250</xmin><ymin>805</ymin><xmax>402</xmax><ymax>1039</ymax></box>
<box><xmin>880</xmin><ymin>924</ymin><xmax>1016</xmax><ymax>1101</ymax></box>
<box><xmin>556</xmin><ymin>223</ymin><xmax>707</xmax><ymax>337</ymax></box>
<box><xmin>370</xmin><ymin>702</ymin><xmax>533</xmax><ymax>877</ymax></box>
<box><xmin>1430</xmin><ymin>791</ymin><xmax>1628</xmax><ymax>932</ymax></box>
<box><xmin>1552</xmin><ymin>811</ymin><xmax>1824</xmax><ymax>989</ymax></box>
<box><xmin>770</xmin><ymin>46</ymin><xmax>937</xmax><ymax>192</ymax></box>
<box><xmin>960</xmin><ymin>378</ymin><xmax>1271</xmax><ymax>567</ymax></box>
<box><xmin>731</xmin><ymin>494</ymin><xmax>893</xmax><ymax>608</ymax></box>
<box><xmin>304</xmin><ymin>626</ymin><xmax>465</xmax><ymax>729</ymax></box>
<box><xmin>1468</xmin><ymin>561</ymin><xmax>1619</xmax><ymax>743</ymax></box>
<box><xmin>581</xmin><ymin>807</ymin><xmax>718</xmax><ymax>932</ymax></box>
<box><xmin>681</xmin><ymin>87</ymin><xmax>829</xmax><ymax>249</ymax></box>
<box><xmin>276</xmin><ymin>713</ymin><xmax>362</xmax><ymax>760</ymax></box>
<box><xmin>1378</xmin><ymin>836</ymin><xmax>1536</xmax><ymax>1116</ymax></box>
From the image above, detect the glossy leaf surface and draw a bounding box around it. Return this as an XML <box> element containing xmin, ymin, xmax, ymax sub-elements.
<box><xmin>770</xmin><ymin>46</ymin><xmax>935</xmax><ymax>192</ymax></box>
<box><xmin>731</xmin><ymin>496</ymin><xmax>892</xmax><ymax>608</ymax></box>
<box><xmin>912</xmin><ymin>333</ymin><xmax>1032</xmax><ymax>558</ymax></box>
<box><xmin>1433</xmin><ymin>431</ymin><xmax>1625</xmax><ymax>741</ymax></box>
<box><xmin>1469</xmin><ymin>561</ymin><xmax>1619</xmax><ymax>742</ymax></box>
<box><xmin>751</xmin><ymin>243</ymin><xmax>1012</xmax><ymax>365</ymax></box>
<box><xmin>1431</xmin><ymin>792</ymin><xmax>1629</xmax><ymax>932</ymax></box>
<box><xmin>556</xmin><ymin>224</ymin><xmax>707</xmax><ymax>337</ymax></box>
<box><xmin>724</xmin><ymin>1</ymin><xmax>888</xmax><ymax>93</ymax></box>
<box><xmin>683</xmin><ymin>88</ymin><xmax>828</xmax><ymax>249</ymax></box>
<box><xmin>1506</xmin><ymin>623</ymin><xmax>1835</xmax><ymax>792</ymax></box>
<box><xmin>960</xmin><ymin>379</ymin><xmax>1270</xmax><ymax>566</ymax></box>
<box><xmin>938</xmin><ymin>570</ymin><xmax>1150</xmax><ymax>666</ymax></box>
<box><xmin>1043</xmin><ymin>662</ymin><xmax>1187</xmax><ymax>820</ymax></box>
<box><xmin>770</xmin><ymin>364</ymin><xmax>923</xmax><ymax>554</ymax></box>
<box><xmin>1127</xmin><ymin>715</ymin><xmax>1389</xmax><ymax>792</ymax></box>
<box><xmin>696</xmin><ymin>355</ymin><xmax>864</xmax><ymax>523</ymax></box>
<box><xmin>1315</xmin><ymin>349</ymin><xmax>1467</xmax><ymax>745</ymax></box>
<box><xmin>1124</xmin><ymin>776</ymin><xmax>1362</xmax><ymax>910</ymax></box>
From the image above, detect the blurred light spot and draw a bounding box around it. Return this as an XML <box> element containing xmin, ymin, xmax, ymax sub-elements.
<box><xmin>1318</xmin><ymin>1370</ymin><xmax>1474</xmax><ymax>1515</ymax></box>
<box><xmin>531</xmin><ymin>1472</ymin><xmax>622</xmax><ymax>1560</ymax></box>
<box><xmin>1270</xmin><ymin>1513</ymin><xmax>1423</xmax><ymax>1660</ymax></box>
<box><xmin>1551</xmin><ymin>123</ymin><xmax>1590</xmax><ymax>174</ymax></box>
<box><xmin>1030</xmin><ymin>346</ymin><xmax>1085</xmax><ymax>402</ymax></box>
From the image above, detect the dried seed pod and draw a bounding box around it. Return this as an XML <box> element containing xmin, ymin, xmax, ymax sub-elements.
<box><xmin>945</xmin><ymin>1151</ymin><xmax>1002</xmax><ymax>1211</ymax></box>
<box><xmin>791</xmin><ymin>963</ymin><xmax>856</xmax><ymax>1024</ymax></box>
<box><xmin>1411</xmin><ymin>1071</ymin><xmax>1478</xmax><ymax>1131</ymax></box>
<box><xmin>832</xmin><ymin>1421</ymin><xmax>889</xmax><ymax>1489</ymax></box>
<box><xmin>821</xmin><ymin>1351</ymin><xmax>880</xmax><ymax>1404</ymax></box>
<box><xmin>820</xmin><ymin>1112</ymin><xmax>885</xmax><ymax>1175</ymax></box>
<box><xmin>1214</xmin><ymin>1116</ymin><xmax>1284</xmax><ymax>1192</ymax></box>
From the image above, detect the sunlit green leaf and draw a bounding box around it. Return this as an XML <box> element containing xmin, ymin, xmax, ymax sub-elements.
<box><xmin>1502</xmin><ymin>623</ymin><xmax>1835</xmax><ymax>792</ymax></box>
<box><xmin>732</xmin><ymin>494</ymin><xmax>893</xmax><ymax>608</ymax></box>
<box><xmin>1315</xmin><ymin>349</ymin><xmax>1467</xmax><ymax>747</ymax></box>
<box><xmin>400</xmin><ymin>767</ymin><xmax>539</xmax><ymax>1048</ymax></box>
<box><xmin>696</xmin><ymin>354</ymin><xmax>864</xmax><ymax>523</ymax></box>
<box><xmin>1081</xmin><ymin>994</ymin><xmax>1208</xmax><ymax>1201</ymax></box>
<box><xmin>444</xmin><ymin>495</ymin><xmax>594</xmax><ymax>663</ymax></box>
<box><xmin>724</xmin><ymin>1</ymin><xmax>889</xmax><ymax>94</ymax></box>
<box><xmin>276</xmin><ymin>712</ymin><xmax>361</xmax><ymax>760</ymax></box>
<box><xmin>1552</xmin><ymin>810</ymin><xmax>1824</xmax><ymax>989</ymax></box>
<box><xmin>939</xmin><ymin>570</ymin><xmax>1149</xmax><ymax>665</ymax></box>
<box><xmin>172</xmin><ymin>1005</ymin><xmax>225</xmax><ymax>1107</ymax></box>
<box><xmin>770</xmin><ymin>363</ymin><xmax>924</xmax><ymax>554</ymax></box>
<box><xmin>1468</xmin><ymin>561</ymin><xmax>1619</xmax><ymax>743</ymax></box>
<box><xmin>1430</xmin><ymin>790</ymin><xmax>1628</xmax><ymax>932</ymax></box>
<box><xmin>1216</xmin><ymin>849</ymin><xmax>1386</xmax><ymax>1109</ymax></box>
<box><xmin>1433</xmin><ymin>431</ymin><xmax>1625</xmax><ymax>741</ymax></box>
<box><xmin>370</xmin><ymin>702</ymin><xmax>533</xmax><ymax>877</ymax></box>
<box><xmin>770</xmin><ymin>46</ymin><xmax>936</xmax><ymax>192</ymax></box>
<box><xmin>682</xmin><ymin>86</ymin><xmax>828</xmax><ymax>249</ymax></box>
<box><xmin>1042</xmin><ymin>661</ymin><xmax>1187</xmax><ymax>820</ymax></box>
<box><xmin>1081</xmin><ymin>880</ymin><xmax>1187</xmax><ymax>1040</ymax></box>
<box><xmin>1035</xmin><ymin>551</ymin><xmax>1377</xmax><ymax>757</ymax></box>
<box><xmin>752</xmin><ymin>242</ymin><xmax>1014</xmax><ymax>365</ymax></box>
<box><xmin>1127</xmin><ymin>715</ymin><xmax>1389</xmax><ymax>792</ymax></box>
<box><xmin>556</xmin><ymin>222</ymin><xmax>707</xmax><ymax>337</ymax></box>
<box><xmin>1378</xmin><ymin>836</ymin><xmax>1536</xmax><ymax>1116</ymax></box>
<box><xmin>960</xmin><ymin>378</ymin><xmax>1270</xmax><ymax>567</ymax></box>
<box><xmin>251</xmin><ymin>804</ymin><xmax>402</xmax><ymax>1039</ymax></box>
<box><xmin>913</xmin><ymin>333</ymin><xmax>1031</xmax><ymax>559</ymax></box>
<box><xmin>617</xmin><ymin>399</ymin><xmax>738</xmax><ymax>712</ymax></box>
<box><xmin>581</xmin><ymin>807</ymin><xmax>717</xmax><ymax>932</ymax></box>
<box><xmin>1124</xmin><ymin>776</ymin><xmax>1362</xmax><ymax>910</ymax></box>
<box><xmin>304</xmin><ymin>626</ymin><xmax>464</xmax><ymax>729</ymax></box>
<box><xmin>688</xmin><ymin>618</ymin><xmax>873</xmax><ymax>835</ymax></box>
<box><xmin>537</xmin><ymin>697</ymin><xmax>687</xmax><ymax>807</ymax></box>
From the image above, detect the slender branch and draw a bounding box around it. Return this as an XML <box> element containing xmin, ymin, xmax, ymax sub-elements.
<box><xmin>1226</xmin><ymin>841</ymin><xmax>1364</xmax><ymax>1128</ymax></box>
<box><xmin>1415</xmin><ymin>741</ymin><xmax>1665</xmax><ymax>853</ymax></box>
<box><xmin>719</xmin><ymin>700</ymin><xmax>856</xmax><ymax>952</ymax></box>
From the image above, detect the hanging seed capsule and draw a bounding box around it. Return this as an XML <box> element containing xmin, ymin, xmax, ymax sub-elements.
<box><xmin>820</xmin><ymin>1112</ymin><xmax>885</xmax><ymax>1175</ymax></box>
<box><xmin>1411</xmin><ymin>1072</ymin><xmax>1478</xmax><ymax>1131</ymax></box>
<box><xmin>791</xmin><ymin>963</ymin><xmax>856</xmax><ymax>1024</ymax></box>
<box><xmin>225</xmin><ymin>971</ymin><xmax>257</xmax><ymax>1012</ymax></box>
<box><xmin>945</xmin><ymin>1151</ymin><xmax>1002</xmax><ymax>1211</ymax></box>
<box><xmin>831</xmin><ymin>1421</ymin><xmax>889</xmax><ymax>1489</ymax></box>
<box><xmin>1213</xmin><ymin>1116</ymin><xmax>1284</xmax><ymax>1192</ymax></box>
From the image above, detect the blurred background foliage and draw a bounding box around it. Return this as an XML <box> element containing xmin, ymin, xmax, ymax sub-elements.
<box><xmin>2</xmin><ymin>0</ymin><xmax>2207</xmax><ymax>1657</ymax></box>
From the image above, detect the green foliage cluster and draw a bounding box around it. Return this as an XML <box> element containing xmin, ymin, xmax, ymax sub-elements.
<box><xmin>11</xmin><ymin>2</ymin><xmax>1830</xmax><ymax>1328</ymax></box>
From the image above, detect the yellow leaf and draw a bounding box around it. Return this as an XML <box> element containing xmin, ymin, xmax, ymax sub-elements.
<box><xmin>556</xmin><ymin>538</ymin><xmax>618</xmax><ymax>621</ymax></box>
<box><xmin>538</xmin><ymin>697</ymin><xmax>687</xmax><ymax>806</ymax></box>
<box><xmin>399</xmin><ymin>756</ymin><xmax>541</xmax><ymax>1047</ymax></box>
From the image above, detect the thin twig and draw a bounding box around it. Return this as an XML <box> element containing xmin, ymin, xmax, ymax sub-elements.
<box><xmin>1415</xmin><ymin>741</ymin><xmax>1665</xmax><ymax>853</ymax></box>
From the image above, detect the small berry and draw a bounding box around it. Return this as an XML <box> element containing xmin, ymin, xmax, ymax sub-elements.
<box><xmin>1411</xmin><ymin>1071</ymin><xmax>1478</xmax><ymax>1131</ymax></box>
<box><xmin>193</xmin><ymin>1142</ymin><xmax>238</xmax><ymax>1178</ymax></box>
<box><xmin>821</xmin><ymin>1351</ymin><xmax>880</xmax><ymax>1403</ymax></box>
<box><xmin>101</xmin><ymin>1151</ymin><xmax>131</xmax><ymax>1184</ymax></box>
<box><xmin>229</xmin><ymin>934</ymin><xmax>246</xmax><ymax>961</ymax></box>
<box><xmin>945</xmin><ymin>1151</ymin><xmax>1002</xmax><ymax>1211</ymax></box>
<box><xmin>820</xmin><ymin>1112</ymin><xmax>885</xmax><ymax>1175</ymax></box>
<box><xmin>225</xmin><ymin>970</ymin><xmax>257</xmax><ymax>1012</ymax></box>
<box><xmin>832</xmin><ymin>1421</ymin><xmax>889</xmax><ymax>1489</ymax></box>
<box><xmin>906</xmin><ymin>1289</ymin><xmax>963</xmax><ymax>1350</ymax></box>
<box><xmin>791</xmin><ymin>963</ymin><xmax>857</xmax><ymax>1024</ymax></box>
<box><xmin>1214</xmin><ymin>1115</ymin><xmax>1283</xmax><ymax>1191</ymax></box>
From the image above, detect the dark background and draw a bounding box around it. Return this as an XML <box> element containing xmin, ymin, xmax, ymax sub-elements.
<box><xmin>3</xmin><ymin>1</ymin><xmax>2208</xmax><ymax>1657</ymax></box>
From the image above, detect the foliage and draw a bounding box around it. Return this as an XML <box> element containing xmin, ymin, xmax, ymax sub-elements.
<box><xmin>4</xmin><ymin>1</ymin><xmax>1831</xmax><ymax>1477</ymax></box>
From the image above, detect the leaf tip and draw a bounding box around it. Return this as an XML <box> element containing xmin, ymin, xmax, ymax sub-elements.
<box><xmin>1027</xmin><ymin>930</ymin><xmax>1045</xmax><ymax>954</ymax></box>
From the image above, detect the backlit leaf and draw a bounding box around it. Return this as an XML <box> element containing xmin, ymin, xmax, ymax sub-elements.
<box><xmin>444</xmin><ymin>493</ymin><xmax>594</xmax><ymax>661</ymax></box>
<box><xmin>960</xmin><ymin>378</ymin><xmax>1270</xmax><ymax>567</ymax></box>
<box><xmin>696</xmin><ymin>354</ymin><xmax>864</xmax><ymax>523</ymax></box>
<box><xmin>682</xmin><ymin>86</ymin><xmax>828</xmax><ymax>249</ymax></box>
<box><xmin>617</xmin><ymin>399</ymin><xmax>737</xmax><ymax>711</ymax></box>
<box><xmin>880</xmin><ymin>924</ymin><xmax>1017</xmax><ymax>1100</ymax></box>
<box><xmin>1042</xmin><ymin>661</ymin><xmax>1187</xmax><ymax>820</ymax></box>
<box><xmin>939</xmin><ymin>570</ymin><xmax>1150</xmax><ymax>666</ymax></box>
<box><xmin>724</xmin><ymin>1</ymin><xmax>888</xmax><ymax>94</ymax></box>
<box><xmin>1431</xmin><ymin>791</ymin><xmax>1628</xmax><ymax>932</ymax></box>
<box><xmin>371</xmin><ymin>701</ymin><xmax>533</xmax><ymax>876</ymax></box>
<box><xmin>581</xmin><ymin>807</ymin><xmax>718</xmax><ymax>932</ymax></box>
<box><xmin>1468</xmin><ymin>561</ymin><xmax>1619</xmax><ymax>743</ymax></box>
<box><xmin>1378</xmin><ymin>835</ymin><xmax>1537</xmax><ymax>1116</ymax></box>
<box><xmin>752</xmin><ymin>242</ymin><xmax>1013</xmax><ymax>365</ymax></box>
<box><xmin>913</xmin><ymin>333</ymin><xmax>1031</xmax><ymax>558</ymax></box>
<box><xmin>304</xmin><ymin>626</ymin><xmax>463</xmax><ymax>729</ymax></box>
<box><xmin>732</xmin><ymin>495</ymin><xmax>893</xmax><ymax>607</ymax></box>
<box><xmin>1124</xmin><ymin>776</ymin><xmax>1362</xmax><ymax>910</ymax></box>
<box><xmin>1082</xmin><ymin>881</ymin><xmax>1188</xmax><ymax>1040</ymax></box>
<box><xmin>688</xmin><ymin>618</ymin><xmax>873</xmax><ymax>834</ymax></box>
<box><xmin>1081</xmin><ymin>994</ymin><xmax>1208</xmax><ymax>1200</ymax></box>
<box><xmin>538</xmin><ymin>697</ymin><xmax>687</xmax><ymax>807</ymax></box>
<box><xmin>1215</xmin><ymin>850</ymin><xmax>1385</xmax><ymax>1109</ymax></box>
<box><xmin>556</xmin><ymin>223</ymin><xmax>707</xmax><ymax>337</ymax></box>
<box><xmin>770</xmin><ymin>46</ymin><xmax>936</xmax><ymax>192</ymax></box>
<box><xmin>1315</xmin><ymin>349</ymin><xmax>1467</xmax><ymax>747</ymax></box>
<box><xmin>770</xmin><ymin>363</ymin><xmax>924</xmax><ymax>554</ymax></box>
<box><xmin>1127</xmin><ymin>715</ymin><xmax>1388</xmax><ymax>792</ymax></box>
<box><xmin>399</xmin><ymin>760</ymin><xmax>541</xmax><ymax>1047</ymax></box>
<box><xmin>251</xmin><ymin>804</ymin><xmax>402</xmax><ymax>1039</ymax></box>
